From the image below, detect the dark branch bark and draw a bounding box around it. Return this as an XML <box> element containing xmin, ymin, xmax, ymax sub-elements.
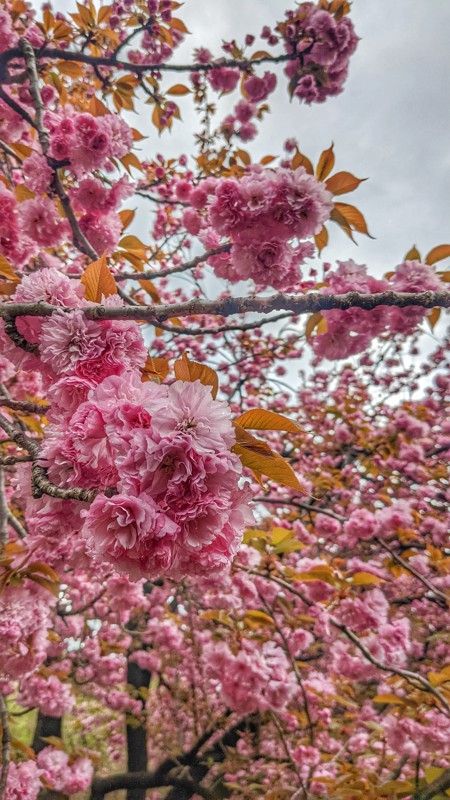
<box><xmin>125</xmin><ymin>658</ymin><xmax>152</xmax><ymax>800</ymax></box>
<box><xmin>32</xmin><ymin>712</ymin><xmax>61</xmax><ymax>754</ymax></box>
<box><xmin>0</xmin><ymin>290</ymin><xmax>448</xmax><ymax>327</ymax></box>
<box><xmin>0</xmin><ymin>45</ymin><xmax>297</xmax><ymax>82</ymax></box>
<box><xmin>413</xmin><ymin>768</ymin><xmax>450</xmax><ymax>800</ymax></box>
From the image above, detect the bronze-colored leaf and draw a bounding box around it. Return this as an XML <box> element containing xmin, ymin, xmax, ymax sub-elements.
<box><xmin>81</xmin><ymin>252</ymin><xmax>117</xmax><ymax>303</ymax></box>
<box><xmin>334</xmin><ymin>202</ymin><xmax>374</xmax><ymax>238</ymax></box>
<box><xmin>167</xmin><ymin>84</ymin><xmax>190</xmax><ymax>96</ymax></box>
<box><xmin>291</xmin><ymin>149</ymin><xmax>314</xmax><ymax>175</ymax></box>
<box><xmin>235</xmin><ymin>408</ymin><xmax>301</xmax><ymax>433</ymax></box>
<box><xmin>169</xmin><ymin>17</ymin><xmax>190</xmax><ymax>33</ymax></box>
<box><xmin>173</xmin><ymin>352</ymin><xmax>219</xmax><ymax>398</ymax></box>
<box><xmin>141</xmin><ymin>355</ymin><xmax>170</xmax><ymax>382</ymax></box>
<box><xmin>316</xmin><ymin>143</ymin><xmax>335</xmax><ymax>181</ymax></box>
<box><xmin>404</xmin><ymin>245</ymin><xmax>421</xmax><ymax>261</ymax></box>
<box><xmin>119</xmin><ymin>209</ymin><xmax>136</xmax><ymax>230</ymax></box>
<box><xmin>314</xmin><ymin>226</ymin><xmax>329</xmax><ymax>254</ymax></box>
<box><xmin>233</xmin><ymin>430</ymin><xmax>305</xmax><ymax>493</ymax></box>
<box><xmin>330</xmin><ymin>207</ymin><xmax>356</xmax><ymax>242</ymax></box>
<box><xmin>138</xmin><ymin>279</ymin><xmax>161</xmax><ymax>303</ymax></box>
<box><xmin>305</xmin><ymin>311</ymin><xmax>326</xmax><ymax>339</ymax></box>
<box><xmin>426</xmin><ymin>307</ymin><xmax>441</xmax><ymax>331</ymax></box>
<box><xmin>325</xmin><ymin>171</ymin><xmax>367</xmax><ymax>196</ymax></box>
<box><xmin>425</xmin><ymin>244</ymin><xmax>450</xmax><ymax>265</ymax></box>
<box><xmin>0</xmin><ymin>254</ymin><xmax>19</xmax><ymax>282</ymax></box>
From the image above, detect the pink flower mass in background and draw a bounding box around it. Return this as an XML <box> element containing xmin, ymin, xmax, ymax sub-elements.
<box><xmin>0</xmin><ymin>1</ymin><xmax>448</xmax><ymax>799</ymax></box>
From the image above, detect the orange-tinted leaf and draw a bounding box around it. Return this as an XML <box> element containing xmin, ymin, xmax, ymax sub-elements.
<box><xmin>0</xmin><ymin>254</ymin><xmax>19</xmax><ymax>282</ymax></box>
<box><xmin>26</xmin><ymin>561</ymin><xmax>59</xmax><ymax>582</ymax></box>
<box><xmin>291</xmin><ymin>149</ymin><xmax>314</xmax><ymax>175</ymax></box>
<box><xmin>372</xmin><ymin>694</ymin><xmax>406</xmax><ymax>705</ymax></box>
<box><xmin>141</xmin><ymin>355</ymin><xmax>170</xmax><ymax>382</ymax></box>
<box><xmin>235</xmin><ymin>409</ymin><xmax>300</xmax><ymax>433</ymax></box>
<box><xmin>325</xmin><ymin>171</ymin><xmax>367</xmax><ymax>196</ymax></box>
<box><xmin>167</xmin><ymin>83</ymin><xmax>190</xmax><ymax>96</ymax></box>
<box><xmin>169</xmin><ymin>17</ymin><xmax>189</xmax><ymax>33</ymax></box>
<box><xmin>351</xmin><ymin>571</ymin><xmax>384</xmax><ymax>586</ymax></box>
<box><xmin>234</xmin><ymin>425</ymin><xmax>276</xmax><ymax>457</ymax></box>
<box><xmin>120</xmin><ymin>235</ymin><xmax>148</xmax><ymax>251</ymax></box>
<box><xmin>173</xmin><ymin>352</ymin><xmax>219</xmax><ymax>398</ymax></box>
<box><xmin>305</xmin><ymin>311</ymin><xmax>326</xmax><ymax>339</ymax></box>
<box><xmin>14</xmin><ymin>184</ymin><xmax>35</xmax><ymax>201</ymax></box>
<box><xmin>404</xmin><ymin>245</ymin><xmax>421</xmax><ymax>261</ymax></box>
<box><xmin>88</xmin><ymin>96</ymin><xmax>110</xmax><ymax>116</ymax></box>
<box><xmin>425</xmin><ymin>244</ymin><xmax>450</xmax><ymax>265</ymax></box>
<box><xmin>10</xmin><ymin>142</ymin><xmax>32</xmax><ymax>159</ymax></box>
<box><xmin>81</xmin><ymin>253</ymin><xmax>117</xmax><ymax>303</ymax></box>
<box><xmin>244</xmin><ymin>610</ymin><xmax>275</xmax><ymax>628</ymax></box>
<box><xmin>234</xmin><ymin>149</ymin><xmax>251</xmax><ymax>166</ymax></box>
<box><xmin>120</xmin><ymin>153</ymin><xmax>142</xmax><ymax>172</ymax></box>
<box><xmin>251</xmin><ymin>50</ymin><xmax>272</xmax><ymax>60</ymax></box>
<box><xmin>233</xmin><ymin>433</ymin><xmax>304</xmax><ymax>492</ymax></box>
<box><xmin>260</xmin><ymin>155</ymin><xmax>276</xmax><ymax>165</ymax></box>
<box><xmin>334</xmin><ymin>202</ymin><xmax>374</xmax><ymax>238</ymax></box>
<box><xmin>314</xmin><ymin>226</ymin><xmax>328</xmax><ymax>255</ymax></box>
<box><xmin>330</xmin><ymin>207</ymin><xmax>356</xmax><ymax>241</ymax></box>
<box><xmin>427</xmin><ymin>307</ymin><xmax>441</xmax><ymax>331</ymax></box>
<box><xmin>98</xmin><ymin>4</ymin><xmax>112</xmax><ymax>24</ymax></box>
<box><xmin>119</xmin><ymin>209</ymin><xmax>135</xmax><ymax>230</ymax></box>
<box><xmin>316</xmin><ymin>143</ymin><xmax>335</xmax><ymax>181</ymax></box>
<box><xmin>138</xmin><ymin>279</ymin><xmax>160</xmax><ymax>303</ymax></box>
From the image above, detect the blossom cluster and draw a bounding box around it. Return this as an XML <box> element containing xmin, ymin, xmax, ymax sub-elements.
<box><xmin>281</xmin><ymin>3</ymin><xmax>359</xmax><ymax>103</ymax></box>
<box><xmin>204</xmin><ymin>639</ymin><xmax>297</xmax><ymax>713</ymax></box>
<box><xmin>58</xmin><ymin>376</ymin><xmax>251</xmax><ymax>579</ymax></box>
<box><xmin>0</xmin><ymin>747</ymin><xmax>93</xmax><ymax>800</ymax></box>
<box><xmin>0</xmin><ymin>580</ymin><xmax>54</xmax><ymax>679</ymax></box>
<box><xmin>311</xmin><ymin>259</ymin><xmax>446</xmax><ymax>360</ymax></box>
<box><xmin>179</xmin><ymin>166</ymin><xmax>333</xmax><ymax>290</ymax></box>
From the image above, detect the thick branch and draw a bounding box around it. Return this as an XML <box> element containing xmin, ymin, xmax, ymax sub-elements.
<box><xmin>0</xmin><ymin>398</ymin><xmax>49</xmax><ymax>414</ymax></box>
<box><xmin>0</xmin><ymin>290</ymin><xmax>448</xmax><ymax>326</ymax></box>
<box><xmin>413</xmin><ymin>769</ymin><xmax>450</xmax><ymax>800</ymax></box>
<box><xmin>90</xmin><ymin>773</ymin><xmax>213</xmax><ymax>800</ymax></box>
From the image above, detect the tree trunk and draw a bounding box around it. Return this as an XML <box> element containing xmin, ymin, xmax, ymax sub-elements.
<box><xmin>126</xmin><ymin>659</ymin><xmax>151</xmax><ymax>800</ymax></box>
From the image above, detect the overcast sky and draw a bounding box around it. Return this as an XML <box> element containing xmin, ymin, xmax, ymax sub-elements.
<box><xmin>152</xmin><ymin>0</ymin><xmax>450</xmax><ymax>275</ymax></box>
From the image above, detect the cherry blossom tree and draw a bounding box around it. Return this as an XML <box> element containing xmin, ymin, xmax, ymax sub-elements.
<box><xmin>0</xmin><ymin>1</ymin><xmax>449</xmax><ymax>799</ymax></box>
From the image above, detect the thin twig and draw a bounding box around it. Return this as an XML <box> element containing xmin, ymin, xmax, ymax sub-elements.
<box><xmin>115</xmin><ymin>244</ymin><xmax>231</xmax><ymax>281</ymax></box>
<box><xmin>0</xmin><ymin>467</ymin><xmax>7</xmax><ymax>555</ymax></box>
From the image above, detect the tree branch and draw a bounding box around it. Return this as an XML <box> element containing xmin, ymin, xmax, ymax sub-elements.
<box><xmin>0</xmin><ymin>694</ymin><xmax>11</xmax><ymax>800</ymax></box>
<box><xmin>413</xmin><ymin>768</ymin><xmax>450</xmax><ymax>800</ymax></box>
<box><xmin>115</xmin><ymin>245</ymin><xmax>231</xmax><ymax>282</ymax></box>
<box><xmin>0</xmin><ymin>46</ymin><xmax>297</xmax><ymax>82</ymax></box>
<box><xmin>0</xmin><ymin>466</ymin><xmax>7</xmax><ymax>555</ymax></box>
<box><xmin>90</xmin><ymin>772</ymin><xmax>214</xmax><ymax>800</ymax></box>
<box><xmin>0</xmin><ymin>290</ymin><xmax>448</xmax><ymax>327</ymax></box>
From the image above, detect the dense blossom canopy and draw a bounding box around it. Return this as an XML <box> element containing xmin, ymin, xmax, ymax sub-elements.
<box><xmin>0</xmin><ymin>1</ymin><xmax>448</xmax><ymax>800</ymax></box>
